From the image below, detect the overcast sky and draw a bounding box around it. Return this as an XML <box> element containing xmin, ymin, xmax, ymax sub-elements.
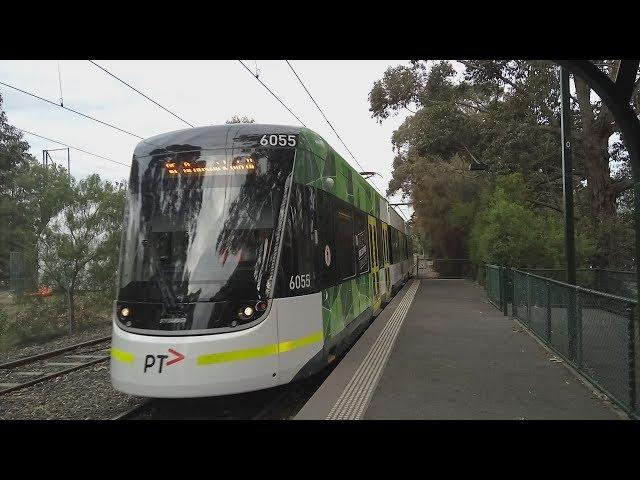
<box><xmin>0</xmin><ymin>60</ymin><xmax>414</xmax><ymax>218</ymax></box>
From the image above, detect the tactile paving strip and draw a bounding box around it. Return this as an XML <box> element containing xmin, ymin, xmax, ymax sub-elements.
<box><xmin>326</xmin><ymin>280</ymin><xmax>420</xmax><ymax>420</ymax></box>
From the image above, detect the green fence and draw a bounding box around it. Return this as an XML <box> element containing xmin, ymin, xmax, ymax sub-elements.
<box><xmin>526</xmin><ymin>268</ymin><xmax>637</xmax><ymax>300</ymax></box>
<box><xmin>484</xmin><ymin>265</ymin><xmax>639</xmax><ymax>419</ymax></box>
<box><xmin>486</xmin><ymin>265</ymin><xmax>503</xmax><ymax>309</ymax></box>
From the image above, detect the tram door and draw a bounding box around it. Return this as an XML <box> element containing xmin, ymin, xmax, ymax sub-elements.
<box><xmin>367</xmin><ymin>216</ymin><xmax>381</xmax><ymax>314</ymax></box>
<box><xmin>381</xmin><ymin>222</ymin><xmax>391</xmax><ymax>299</ymax></box>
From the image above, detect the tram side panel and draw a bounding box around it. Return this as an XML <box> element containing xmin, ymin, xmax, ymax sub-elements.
<box><xmin>273</xmin><ymin>293</ymin><xmax>324</xmax><ymax>383</ymax></box>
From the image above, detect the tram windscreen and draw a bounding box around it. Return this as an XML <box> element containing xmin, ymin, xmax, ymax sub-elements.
<box><xmin>117</xmin><ymin>148</ymin><xmax>294</xmax><ymax>304</ymax></box>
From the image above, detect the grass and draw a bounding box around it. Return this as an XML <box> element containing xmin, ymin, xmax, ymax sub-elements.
<box><xmin>0</xmin><ymin>290</ymin><xmax>112</xmax><ymax>352</ymax></box>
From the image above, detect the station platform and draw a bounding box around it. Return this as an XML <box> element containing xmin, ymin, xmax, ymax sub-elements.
<box><xmin>296</xmin><ymin>279</ymin><xmax>624</xmax><ymax>420</ymax></box>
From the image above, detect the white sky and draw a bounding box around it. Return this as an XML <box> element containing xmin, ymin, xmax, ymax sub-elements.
<box><xmin>0</xmin><ymin>60</ymin><xmax>414</xmax><ymax>219</ymax></box>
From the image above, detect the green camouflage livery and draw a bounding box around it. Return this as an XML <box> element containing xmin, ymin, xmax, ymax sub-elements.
<box><xmin>293</xmin><ymin>128</ymin><xmax>387</xmax><ymax>340</ymax></box>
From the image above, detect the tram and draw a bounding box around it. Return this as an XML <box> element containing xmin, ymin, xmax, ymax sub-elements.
<box><xmin>110</xmin><ymin>124</ymin><xmax>411</xmax><ymax>397</ymax></box>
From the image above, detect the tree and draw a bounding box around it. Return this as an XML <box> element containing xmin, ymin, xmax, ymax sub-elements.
<box><xmin>0</xmin><ymin>93</ymin><xmax>40</xmax><ymax>279</ymax></box>
<box><xmin>38</xmin><ymin>175</ymin><xmax>126</xmax><ymax>331</ymax></box>
<box><xmin>369</xmin><ymin>60</ymin><xmax>639</xmax><ymax>268</ymax></box>
<box><xmin>226</xmin><ymin>115</ymin><xmax>255</xmax><ymax>124</ymax></box>
<box><xmin>10</xmin><ymin>161</ymin><xmax>74</xmax><ymax>283</ymax></box>
<box><xmin>468</xmin><ymin>174</ymin><xmax>594</xmax><ymax>269</ymax></box>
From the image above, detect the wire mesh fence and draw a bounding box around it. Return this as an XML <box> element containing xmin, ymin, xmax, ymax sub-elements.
<box><xmin>0</xmin><ymin>287</ymin><xmax>114</xmax><ymax>353</ymax></box>
<box><xmin>526</xmin><ymin>268</ymin><xmax>637</xmax><ymax>300</ymax></box>
<box><xmin>486</xmin><ymin>265</ymin><xmax>502</xmax><ymax>309</ymax></box>
<box><xmin>485</xmin><ymin>265</ymin><xmax>638</xmax><ymax>419</ymax></box>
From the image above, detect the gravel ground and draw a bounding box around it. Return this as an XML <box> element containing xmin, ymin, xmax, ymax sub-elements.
<box><xmin>0</xmin><ymin>323</ymin><xmax>112</xmax><ymax>364</ymax></box>
<box><xmin>0</xmin><ymin>362</ymin><xmax>143</xmax><ymax>420</ymax></box>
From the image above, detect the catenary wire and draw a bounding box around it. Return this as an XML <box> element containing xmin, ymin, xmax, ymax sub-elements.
<box><xmin>284</xmin><ymin>60</ymin><xmax>396</xmax><ymax>212</ymax></box>
<box><xmin>238</xmin><ymin>60</ymin><xmax>307</xmax><ymax>127</ymax></box>
<box><xmin>88</xmin><ymin>60</ymin><xmax>195</xmax><ymax>128</ymax></box>
<box><xmin>15</xmin><ymin>127</ymin><xmax>130</xmax><ymax>167</ymax></box>
<box><xmin>0</xmin><ymin>80</ymin><xmax>164</xmax><ymax>151</ymax></box>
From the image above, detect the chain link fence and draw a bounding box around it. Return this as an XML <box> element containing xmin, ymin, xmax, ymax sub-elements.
<box><xmin>485</xmin><ymin>265</ymin><xmax>639</xmax><ymax>419</ymax></box>
<box><xmin>1</xmin><ymin>252</ymin><xmax>115</xmax><ymax>352</ymax></box>
<box><xmin>486</xmin><ymin>264</ymin><xmax>502</xmax><ymax>309</ymax></box>
<box><xmin>526</xmin><ymin>268</ymin><xmax>637</xmax><ymax>300</ymax></box>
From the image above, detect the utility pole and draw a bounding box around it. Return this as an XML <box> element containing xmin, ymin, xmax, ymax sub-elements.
<box><xmin>42</xmin><ymin>147</ymin><xmax>71</xmax><ymax>185</ymax></box>
<box><xmin>560</xmin><ymin>67</ymin><xmax>576</xmax><ymax>286</ymax></box>
<box><xmin>560</xmin><ymin>66</ymin><xmax>578</xmax><ymax>362</ymax></box>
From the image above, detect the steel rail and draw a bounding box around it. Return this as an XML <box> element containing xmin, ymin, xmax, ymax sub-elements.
<box><xmin>0</xmin><ymin>335</ymin><xmax>111</xmax><ymax>369</ymax></box>
<box><xmin>0</xmin><ymin>356</ymin><xmax>109</xmax><ymax>396</ymax></box>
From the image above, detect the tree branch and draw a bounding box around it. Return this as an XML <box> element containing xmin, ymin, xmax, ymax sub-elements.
<box><xmin>422</xmin><ymin>97</ymin><xmax>488</xmax><ymax>113</ymax></box>
<box><xmin>529</xmin><ymin>199</ymin><xmax>579</xmax><ymax>221</ymax></box>
<box><xmin>457</xmin><ymin>60</ymin><xmax>520</xmax><ymax>91</ymax></box>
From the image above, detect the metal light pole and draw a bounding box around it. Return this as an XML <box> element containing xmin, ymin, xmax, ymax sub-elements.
<box><xmin>560</xmin><ymin>67</ymin><xmax>577</xmax><ymax>286</ymax></box>
<box><xmin>560</xmin><ymin>66</ymin><xmax>578</xmax><ymax>361</ymax></box>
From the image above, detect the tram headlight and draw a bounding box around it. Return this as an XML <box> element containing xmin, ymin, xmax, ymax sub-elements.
<box><xmin>237</xmin><ymin>305</ymin><xmax>253</xmax><ymax>321</ymax></box>
<box><xmin>120</xmin><ymin>307</ymin><xmax>130</xmax><ymax>318</ymax></box>
<box><xmin>237</xmin><ymin>301</ymin><xmax>268</xmax><ymax>322</ymax></box>
<box><xmin>237</xmin><ymin>303</ymin><xmax>259</xmax><ymax>321</ymax></box>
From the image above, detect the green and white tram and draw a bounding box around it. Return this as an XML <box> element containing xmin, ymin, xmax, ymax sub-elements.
<box><xmin>110</xmin><ymin>124</ymin><xmax>411</xmax><ymax>397</ymax></box>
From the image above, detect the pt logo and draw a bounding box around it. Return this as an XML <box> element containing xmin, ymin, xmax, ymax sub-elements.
<box><xmin>144</xmin><ymin>348</ymin><xmax>185</xmax><ymax>373</ymax></box>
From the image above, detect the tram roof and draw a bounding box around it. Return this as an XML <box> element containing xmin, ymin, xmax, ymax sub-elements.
<box><xmin>132</xmin><ymin>124</ymin><xmax>408</xmax><ymax>230</ymax></box>
<box><xmin>133</xmin><ymin>124</ymin><xmax>303</xmax><ymax>157</ymax></box>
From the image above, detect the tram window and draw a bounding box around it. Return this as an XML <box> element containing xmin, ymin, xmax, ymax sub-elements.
<box><xmin>334</xmin><ymin>202</ymin><xmax>355</xmax><ymax>280</ymax></box>
<box><xmin>317</xmin><ymin>189</ymin><xmax>337</xmax><ymax>287</ymax></box>
<box><xmin>277</xmin><ymin>184</ymin><xmax>316</xmax><ymax>296</ymax></box>
<box><xmin>325</xmin><ymin>150</ymin><xmax>336</xmax><ymax>179</ymax></box>
<box><xmin>355</xmin><ymin>211</ymin><xmax>369</xmax><ymax>274</ymax></box>
<box><xmin>387</xmin><ymin>227</ymin><xmax>393</xmax><ymax>264</ymax></box>
<box><xmin>376</xmin><ymin>220</ymin><xmax>383</xmax><ymax>267</ymax></box>
<box><xmin>390</xmin><ymin>228</ymin><xmax>400</xmax><ymax>263</ymax></box>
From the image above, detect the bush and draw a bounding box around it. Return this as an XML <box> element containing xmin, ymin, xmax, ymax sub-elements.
<box><xmin>469</xmin><ymin>174</ymin><xmax>595</xmax><ymax>274</ymax></box>
<box><xmin>0</xmin><ymin>290</ymin><xmax>112</xmax><ymax>351</ymax></box>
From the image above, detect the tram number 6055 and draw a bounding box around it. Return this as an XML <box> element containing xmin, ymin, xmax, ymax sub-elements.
<box><xmin>260</xmin><ymin>134</ymin><xmax>297</xmax><ymax>147</ymax></box>
<box><xmin>289</xmin><ymin>274</ymin><xmax>310</xmax><ymax>290</ymax></box>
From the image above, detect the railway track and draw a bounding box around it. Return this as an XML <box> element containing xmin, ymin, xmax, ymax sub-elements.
<box><xmin>0</xmin><ymin>335</ymin><xmax>112</xmax><ymax>396</ymax></box>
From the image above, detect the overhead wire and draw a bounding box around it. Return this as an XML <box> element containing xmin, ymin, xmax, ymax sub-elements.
<box><xmin>15</xmin><ymin>126</ymin><xmax>130</xmax><ymax>168</ymax></box>
<box><xmin>57</xmin><ymin>60</ymin><xmax>64</xmax><ymax>106</ymax></box>
<box><xmin>0</xmin><ymin>79</ymin><xmax>164</xmax><ymax>150</ymax></box>
<box><xmin>88</xmin><ymin>60</ymin><xmax>195</xmax><ymax>128</ymax></box>
<box><xmin>238</xmin><ymin>60</ymin><xmax>307</xmax><ymax>127</ymax></box>
<box><xmin>284</xmin><ymin>60</ymin><xmax>397</xmax><ymax>213</ymax></box>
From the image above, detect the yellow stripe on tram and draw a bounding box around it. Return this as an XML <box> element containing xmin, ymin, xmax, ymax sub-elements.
<box><xmin>197</xmin><ymin>330</ymin><xmax>324</xmax><ymax>366</ymax></box>
<box><xmin>111</xmin><ymin>347</ymin><xmax>135</xmax><ymax>364</ymax></box>
<box><xmin>278</xmin><ymin>330</ymin><xmax>324</xmax><ymax>353</ymax></box>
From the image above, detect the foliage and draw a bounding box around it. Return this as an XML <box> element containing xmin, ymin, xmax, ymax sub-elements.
<box><xmin>403</xmin><ymin>155</ymin><xmax>485</xmax><ymax>258</ymax></box>
<box><xmin>0</xmin><ymin>291</ymin><xmax>112</xmax><ymax>351</ymax></box>
<box><xmin>38</xmin><ymin>174</ymin><xmax>126</xmax><ymax>330</ymax></box>
<box><xmin>369</xmin><ymin>60</ymin><xmax>638</xmax><ymax>269</ymax></box>
<box><xmin>0</xmin><ymin>94</ymin><xmax>125</xmax><ymax>343</ymax></box>
<box><xmin>468</xmin><ymin>174</ymin><xmax>595</xmax><ymax>270</ymax></box>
